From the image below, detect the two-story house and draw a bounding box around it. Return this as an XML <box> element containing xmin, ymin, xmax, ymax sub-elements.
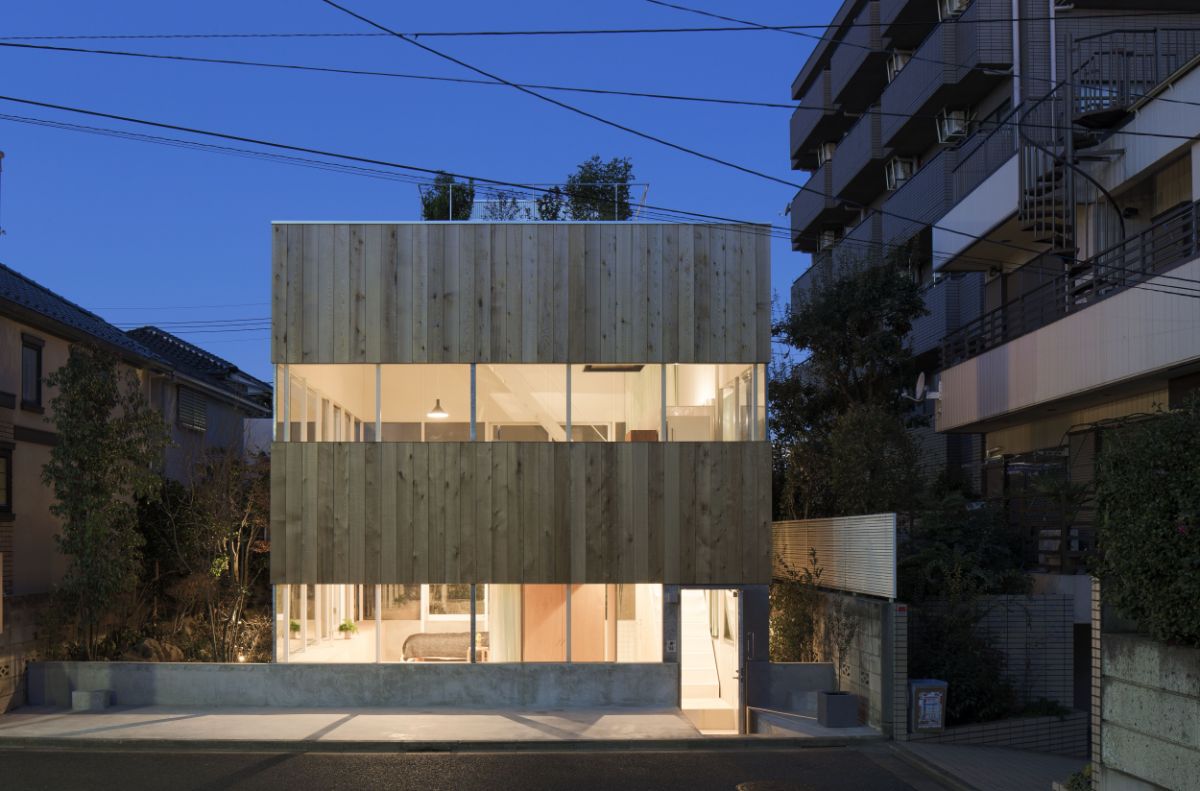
<box><xmin>268</xmin><ymin>221</ymin><xmax>772</xmax><ymax>731</ymax></box>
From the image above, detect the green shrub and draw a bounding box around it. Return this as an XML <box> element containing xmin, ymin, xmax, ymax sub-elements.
<box><xmin>1094</xmin><ymin>400</ymin><xmax>1200</xmax><ymax>646</ymax></box>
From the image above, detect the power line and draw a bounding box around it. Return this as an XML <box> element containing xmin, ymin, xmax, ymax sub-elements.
<box><xmin>3</xmin><ymin>94</ymin><xmax>1197</xmax><ymax>297</ymax></box>
<box><xmin>647</xmin><ymin>0</ymin><xmax>1200</xmax><ymax>111</ymax></box>
<box><xmin>0</xmin><ymin>13</ymin><xmax>1189</xmax><ymax>40</ymax></box>
<box><xmin>4</xmin><ymin>41</ymin><xmax>1197</xmax><ymax>143</ymax></box>
<box><xmin>0</xmin><ymin>41</ymin><xmax>794</xmax><ymax>110</ymax></box>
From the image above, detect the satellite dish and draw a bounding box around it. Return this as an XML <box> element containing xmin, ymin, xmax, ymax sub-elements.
<box><xmin>914</xmin><ymin>372</ymin><xmax>927</xmax><ymax>401</ymax></box>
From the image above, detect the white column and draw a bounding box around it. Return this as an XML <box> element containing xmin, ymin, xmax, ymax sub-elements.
<box><xmin>375</xmin><ymin>364</ymin><xmax>382</xmax><ymax>442</ymax></box>
<box><xmin>660</xmin><ymin>365</ymin><xmax>667</xmax><ymax>441</ymax></box>
<box><xmin>375</xmin><ymin>586</ymin><xmax>383</xmax><ymax>663</ymax></box>
<box><xmin>750</xmin><ymin>365</ymin><xmax>759</xmax><ymax>441</ymax></box>
<box><xmin>565</xmin><ymin>364</ymin><xmax>572</xmax><ymax>441</ymax></box>
<box><xmin>280</xmin><ymin>365</ymin><xmax>290</xmax><ymax>442</ymax></box>
<box><xmin>470</xmin><ymin>584</ymin><xmax>478</xmax><ymax>663</ymax></box>
<box><xmin>470</xmin><ymin>363</ymin><xmax>478</xmax><ymax>441</ymax></box>
<box><xmin>281</xmin><ymin>585</ymin><xmax>290</xmax><ymax>663</ymax></box>
<box><xmin>299</xmin><ymin>585</ymin><xmax>308</xmax><ymax>653</ymax></box>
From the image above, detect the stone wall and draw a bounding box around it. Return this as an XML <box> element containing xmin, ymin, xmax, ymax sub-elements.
<box><xmin>0</xmin><ymin>594</ymin><xmax>48</xmax><ymax>712</ymax></box>
<box><xmin>27</xmin><ymin>661</ymin><xmax>680</xmax><ymax>710</ymax></box>
<box><xmin>1097</xmin><ymin>633</ymin><xmax>1200</xmax><ymax>791</ymax></box>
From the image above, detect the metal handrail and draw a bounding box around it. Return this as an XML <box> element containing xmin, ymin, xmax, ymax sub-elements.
<box><xmin>942</xmin><ymin>199</ymin><xmax>1200</xmax><ymax>367</ymax></box>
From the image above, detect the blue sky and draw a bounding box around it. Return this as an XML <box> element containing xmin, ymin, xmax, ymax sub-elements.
<box><xmin>0</xmin><ymin>1</ymin><xmax>832</xmax><ymax>380</ymax></box>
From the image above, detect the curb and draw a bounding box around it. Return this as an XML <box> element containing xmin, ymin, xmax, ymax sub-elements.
<box><xmin>887</xmin><ymin>743</ymin><xmax>978</xmax><ymax>791</ymax></box>
<box><xmin>0</xmin><ymin>734</ymin><xmax>885</xmax><ymax>754</ymax></box>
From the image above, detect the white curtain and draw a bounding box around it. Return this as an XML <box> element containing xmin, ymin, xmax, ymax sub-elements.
<box><xmin>488</xmin><ymin>584</ymin><xmax>523</xmax><ymax>662</ymax></box>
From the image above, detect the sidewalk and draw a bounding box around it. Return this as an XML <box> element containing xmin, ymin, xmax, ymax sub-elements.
<box><xmin>0</xmin><ymin>705</ymin><xmax>884</xmax><ymax>752</ymax></box>
<box><xmin>894</xmin><ymin>742</ymin><xmax>1086</xmax><ymax>791</ymax></box>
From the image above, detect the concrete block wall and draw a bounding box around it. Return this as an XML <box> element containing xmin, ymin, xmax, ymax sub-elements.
<box><xmin>906</xmin><ymin>710</ymin><xmax>1089</xmax><ymax>757</ymax></box>
<box><xmin>1097</xmin><ymin>633</ymin><xmax>1200</xmax><ymax>791</ymax></box>
<box><xmin>0</xmin><ymin>594</ymin><xmax>47</xmax><ymax>712</ymax></box>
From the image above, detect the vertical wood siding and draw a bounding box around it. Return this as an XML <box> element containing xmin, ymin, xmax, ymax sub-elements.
<box><xmin>271</xmin><ymin>441</ymin><xmax>772</xmax><ymax>585</ymax></box>
<box><xmin>271</xmin><ymin>223</ymin><xmax>771</xmax><ymax>365</ymax></box>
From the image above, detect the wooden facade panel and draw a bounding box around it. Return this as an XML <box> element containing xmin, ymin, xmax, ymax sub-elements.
<box><xmin>271</xmin><ymin>441</ymin><xmax>770</xmax><ymax>585</ymax></box>
<box><xmin>272</xmin><ymin>222</ymin><xmax>770</xmax><ymax>364</ymax></box>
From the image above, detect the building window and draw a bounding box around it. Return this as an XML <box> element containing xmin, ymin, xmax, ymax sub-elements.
<box><xmin>177</xmin><ymin>386</ymin><xmax>208</xmax><ymax>432</ymax></box>
<box><xmin>21</xmin><ymin>334</ymin><xmax>43</xmax><ymax>411</ymax></box>
<box><xmin>0</xmin><ymin>447</ymin><xmax>11</xmax><ymax>514</ymax></box>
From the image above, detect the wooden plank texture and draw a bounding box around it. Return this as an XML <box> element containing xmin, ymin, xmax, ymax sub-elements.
<box><xmin>270</xmin><ymin>441</ymin><xmax>769</xmax><ymax>585</ymax></box>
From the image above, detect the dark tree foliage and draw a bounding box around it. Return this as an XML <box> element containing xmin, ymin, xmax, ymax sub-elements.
<box><xmin>536</xmin><ymin>185</ymin><xmax>566</xmax><ymax>220</ymax></box>
<box><xmin>1094</xmin><ymin>398</ymin><xmax>1200</xmax><ymax>646</ymax></box>
<box><xmin>565</xmin><ymin>155</ymin><xmax>635</xmax><ymax>220</ymax></box>
<box><xmin>420</xmin><ymin>172</ymin><xmax>475</xmax><ymax>220</ymax></box>
<box><xmin>770</xmin><ymin>260</ymin><xmax>927</xmax><ymax>519</ymax></box>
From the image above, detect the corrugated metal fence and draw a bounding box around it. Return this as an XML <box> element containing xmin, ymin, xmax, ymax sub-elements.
<box><xmin>772</xmin><ymin>514</ymin><xmax>897</xmax><ymax>599</ymax></box>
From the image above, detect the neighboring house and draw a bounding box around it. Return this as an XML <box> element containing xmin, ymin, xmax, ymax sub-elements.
<box><xmin>126</xmin><ymin>325</ymin><xmax>272</xmax><ymax>480</ymax></box>
<box><xmin>0</xmin><ymin>262</ymin><xmax>272</xmax><ymax>598</ymax></box>
<box><xmin>269</xmin><ymin>222</ymin><xmax>772</xmax><ymax>732</ymax></box>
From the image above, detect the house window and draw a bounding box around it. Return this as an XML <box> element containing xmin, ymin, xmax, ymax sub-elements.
<box><xmin>21</xmin><ymin>334</ymin><xmax>43</xmax><ymax>410</ymax></box>
<box><xmin>0</xmin><ymin>447</ymin><xmax>11</xmax><ymax>514</ymax></box>
<box><xmin>177</xmin><ymin>386</ymin><xmax>207</xmax><ymax>432</ymax></box>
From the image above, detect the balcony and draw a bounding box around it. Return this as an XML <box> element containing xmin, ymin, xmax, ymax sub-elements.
<box><xmin>790</xmin><ymin>164</ymin><xmax>857</xmax><ymax>252</ymax></box>
<box><xmin>831</xmin><ymin>106</ymin><xmax>888</xmax><ymax>203</ymax></box>
<box><xmin>881</xmin><ymin>148</ymin><xmax>957</xmax><ymax>248</ymax></box>
<box><xmin>908</xmin><ymin>272</ymin><xmax>985</xmax><ymax>359</ymax></box>
<box><xmin>833</xmin><ymin>211</ymin><xmax>884</xmax><ymax>274</ymax></box>
<box><xmin>790</xmin><ymin>69</ymin><xmax>846</xmax><ymax>171</ymax></box>
<box><xmin>829</xmin><ymin>1</ymin><xmax>886</xmax><ymax>115</ymax></box>
<box><xmin>942</xmin><ymin>199</ymin><xmax>1200</xmax><ymax>367</ymax></box>
<box><xmin>938</xmin><ymin>200</ymin><xmax>1200</xmax><ymax>432</ymax></box>
<box><xmin>879</xmin><ymin>0</ymin><xmax>1013</xmax><ymax>154</ymax></box>
<box><xmin>879</xmin><ymin>0</ymin><xmax>937</xmax><ymax>49</ymax></box>
<box><xmin>1072</xmin><ymin>28</ymin><xmax>1200</xmax><ymax>129</ymax></box>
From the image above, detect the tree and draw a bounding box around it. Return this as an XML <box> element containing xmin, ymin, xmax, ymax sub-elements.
<box><xmin>420</xmin><ymin>172</ymin><xmax>475</xmax><ymax>220</ymax></box>
<box><xmin>139</xmin><ymin>450</ymin><xmax>273</xmax><ymax>662</ymax></box>
<box><xmin>536</xmin><ymin>185</ymin><xmax>565</xmax><ymax>220</ymax></box>
<box><xmin>565</xmin><ymin>155</ymin><xmax>635</xmax><ymax>220</ymax></box>
<box><xmin>42</xmin><ymin>345</ymin><xmax>170</xmax><ymax>659</ymax></box>
<box><xmin>770</xmin><ymin>260</ymin><xmax>927</xmax><ymax>519</ymax></box>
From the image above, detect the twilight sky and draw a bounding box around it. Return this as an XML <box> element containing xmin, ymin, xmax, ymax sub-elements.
<box><xmin>0</xmin><ymin>1</ymin><xmax>834</xmax><ymax>380</ymax></box>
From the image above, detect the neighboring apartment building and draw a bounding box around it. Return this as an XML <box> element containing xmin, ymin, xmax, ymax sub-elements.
<box><xmin>269</xmin><ymin>222</ymin><xmax>772</xmax><ymax>731</ymax></box>
<box><xmin>787</xmin><ymin>0</ymin><xmax>1200</xmax><ymax>715</ymax></box>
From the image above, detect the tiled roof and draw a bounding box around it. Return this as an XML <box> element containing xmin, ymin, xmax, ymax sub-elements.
<box><xmin>126</xmin><ymin>326</ymin><xmax>272</xmax><ymax>411</ymax></box>
<box><xmin>0</xmin><ymin>261</ymin><xmax>166</xmax><ymax>365</ymax></box>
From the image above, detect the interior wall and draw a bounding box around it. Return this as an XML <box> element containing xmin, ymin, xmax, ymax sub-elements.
<box><xmin>522</xmin><ymin>584</ymin><xmax>566</xmax><ymax>662</ymax></box>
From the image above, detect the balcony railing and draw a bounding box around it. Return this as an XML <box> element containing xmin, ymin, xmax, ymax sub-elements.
<box><xmin>790</xmin><ymin>70</ymin><xmax>844</xmax><ymax>171</ymax></box>
<box><xmin>1072</xmin><ymin>28</ymin><xmax>1200</xmax><ymax>123</ymax></box>
<box><xmin>791</xmin><ymin>164</ymin><xmax>853</xmax><ymax>250</ymax></box>
<box><xmin>881</xmin><ymin>148</ymin><xmax>956</xmax><ymax>247</ymax></box>
<box><xmin>830</xmin><ymin>1</ymin><xmax>885</xmax><ymax>113</ymax></box>
<box><xmin>879</xmin><ymin>0</ymin><xmax>935</xmax><ymax>49</ymax></box>
<box><xmin>950</xmin><ymin>104</ymin><xmax>1020</xmax><ymax>202</ymax></box>
<box><xmin>880</xmin><ymin>0</ymin><xmax>1013</xmax><ymax>150</ymax></box>
<box><xmin>832</xmin><ymin>106</ymin><xmax>887</xmax><ymax>202</ymax></box>
<box><xmin>942</xmin><ymin>199</ymin><xmax>1200</xmax><ymax>367</ymax></box>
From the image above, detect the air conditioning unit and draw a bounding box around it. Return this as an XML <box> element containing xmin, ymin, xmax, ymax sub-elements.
<box><xmin>818</xmin><ymin>229</ymin><xmax>838</xmax><ymax>250</ymax></box>
<box><xmin>936</xmin><ymin>108</ymin><xmax>971</xmax><ymax>142</ymax></box>
<box><xmin>885</xmin><ymin>157</ymin><xmax>918</xmax><ymax>190</ymax></box>
<box><xmin>938</xmin><ymin>0</ymin><xmax>970</xmax><ymax>20</ymax></box>
<box><xmin>817</xmin><ymin>141</ymin><xmax>837</xmax><ymax>167</ymax></box>
<box><xmin>886</xmin><ymin>50</ymin><xmax>912</xmax><ymax>82</ymax></box>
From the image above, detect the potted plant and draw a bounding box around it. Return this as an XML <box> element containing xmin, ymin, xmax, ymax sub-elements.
<box><xmin>289</xmin><ymin>619</ymin><xmax>300</xmax><ymax>636</ymax></box>
<box><xmin>338</xmin><ymin>619</ymin><xmax>358</xmax><ymax>640</ymax></box>
<box><xmin>818</xmin><ymin>598</ymin><xmax>862</xmax><ymax>728</ymax></box>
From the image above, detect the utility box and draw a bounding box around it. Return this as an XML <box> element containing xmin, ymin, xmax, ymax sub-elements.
<box><xmin>909</xmin><ymin>679</ymin><xmax>948</xmax><ymax>733</ymax></box>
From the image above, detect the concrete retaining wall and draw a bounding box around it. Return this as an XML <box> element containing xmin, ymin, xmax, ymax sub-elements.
<box><xmin>747</xmin><ymin>662</ymin><xmax>836</xmax><ymax>716</ymax></box>
<box><xmin>27</xmin><ymin>661</ymin><xmax>680</xmax><ymax>710</ymax></box>
<box><xmin>1</xmin><ymin>594</ymin><xmax>48</xmax><ymax>712</ymax></box>
<box><xmin>1098</xmin><ymin>633</ymin><xmax>1200</xmax><ymax>791</ymax></box>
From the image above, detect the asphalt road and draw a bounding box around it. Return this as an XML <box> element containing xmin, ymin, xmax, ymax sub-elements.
<box><xmin>0</xmin><ymin>746</ymin><xmax>947</xmax><ymax>791</ymax></box>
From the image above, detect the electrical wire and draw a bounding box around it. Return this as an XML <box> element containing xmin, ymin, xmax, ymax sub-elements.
<box><xmin>2</xmin><ymin>96</ymin><xmax>1198</xmax><ymax>298</ymax></box>
<box><xmin>647</xmin><ymin>0</ymin><xmax>1200</xmax><ymax>111</ymax></box>
<box><xmin>3</xmin><ymin>41</ymin><xmax>1197</xmax><ymax>144</ymax></box>
<box><xmin>0</xmin><ymin>12</ymin><xmax>1191</xmax><ymax>40</ymax></box>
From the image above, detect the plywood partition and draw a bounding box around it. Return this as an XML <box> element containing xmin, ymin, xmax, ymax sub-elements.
<box><xmin>270</xmin><ymin>441</ymin><xmax>772</xmax><ymax>586</ymax></box>
<box><xmin>271</xmin><ymin>223</ymin><xmax>772</xmax><ymax>365</ymax></box>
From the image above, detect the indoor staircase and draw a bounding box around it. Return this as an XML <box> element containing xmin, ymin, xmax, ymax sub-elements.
<box><xmin>679</xmin><ymin>590</ymin><xmax>736</xmax><ymax>733</ymax></box>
